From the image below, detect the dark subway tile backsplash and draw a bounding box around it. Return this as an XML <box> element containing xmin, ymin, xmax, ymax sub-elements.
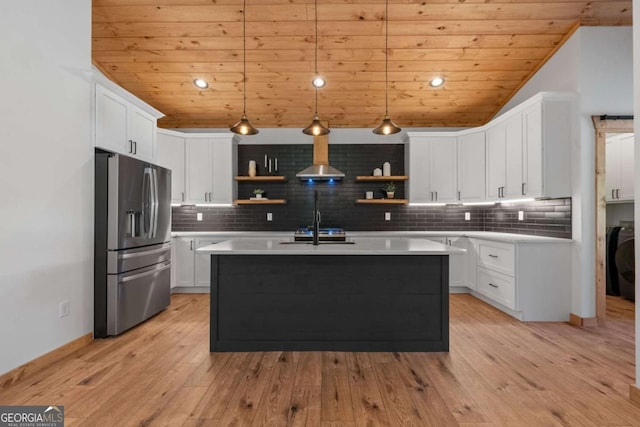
<box><xmin>172</xmin><ymin>144</ymin><xmax>572</xmax><ymax>238</ymax></box>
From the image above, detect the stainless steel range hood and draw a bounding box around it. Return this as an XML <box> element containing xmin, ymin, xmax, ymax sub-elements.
<box><xmin>296</xmin><ymin>135</ymin><xmax>345</xmax><ymax>180</ymax></box>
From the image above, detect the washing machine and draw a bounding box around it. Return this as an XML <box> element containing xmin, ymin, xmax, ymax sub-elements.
<box><xmin>615</xmin><ymin>226</ymin><xmax>635</xmax><ymax>301</ymax></box>
<box><xmin>606</xmin><ymin>226</ymin><xmax>621</xmax><ymax>296</ymax></box>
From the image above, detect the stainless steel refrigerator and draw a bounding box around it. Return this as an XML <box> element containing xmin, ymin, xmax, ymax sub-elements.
<box><xmin>94</xmin><ymin>151</ymin><xmax>172</xmax><ymax>337</ymax></box>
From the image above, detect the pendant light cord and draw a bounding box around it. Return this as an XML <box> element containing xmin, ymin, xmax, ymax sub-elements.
<box><xmin>314</xmin><ymin>0</ymin><xmax>319</xmax><ymax>116</ymax></box>
<box><xmin>384</xmin><ymin>0</ymin><xmax>389</xmax><ymax>116</ymax></box>
<box><xmin>243</xmin><ymin>0</ymin><xmax>247</xmax><ymax>115</ymax></box>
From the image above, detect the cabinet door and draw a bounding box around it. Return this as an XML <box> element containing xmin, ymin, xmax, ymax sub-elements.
<box><xmin>523</xmin><ymin>104</ymin><xmax>543</xmax><ymax>198</ymax></box>
<box><xmin>186</xmin><ymin>138</ymin><xmax>213</xmax><ymax>203</ymax></box>
<box><xmin>486</xmin><ymin>122</ymin><xmax>506</xmax><ymax>199</ymax></box>
<box><xmin>446</xmin><ymin>237</ymin><xmax>468</xmax><ymax>288</ymax></box>
<box><xmin>405</xmin><ymin>138</ymin><xmax>431</xmax><ymax>203</ymax></box>
<box><xmin>457</xmin><ymin>132</ymin><xmax>486</xmax><ymax>202</ymax></box>
<box><xmin>95</xmin><ymin>85</ymin><xmax>130</xmax><ymax>154</ymax></box>
<box><xmin>195</xmin><ymin>239</ymin><xmax>222</xmax><ymax>287</ymax></box>
<box><xmin>605</xmin><ymin>139</ymin><xmax>620</xmax><ymax>202</ymax></box>
<box><xmin>211</xmin><ymin>136</ymin><xmax>236</xmax><ymax>204</ymax></box>
<box><xmin>429</xmin><ymin>137</ymin><xmax>458</xmax><ymax>202</ymax></box>
<box><xmin>157</xmin><ymin>132</ymin><xmax>186</xmax><ymax>204</ymax></box>
<box><xmin>129</xmin><ymin>106</ymin><xmax>156</xmax><ymax>162</ymax></box>
<box><xmin>173</xmin><ymin>237</ymin><xmax>195</xmax><ymax>287</ymax></box>
<box><xmin>504</xmin><ymin>112</ymin><xmax>524</xmax><ymax>199</ymax></box>
<box><xmin>466</xmin><ymin>239</ymin><xmax>477</xmax><ymax>290</ymax></box>
<box><xmin>617</xmin><ymin>134</ymin><xmax>635</xmax><ymax>201</ymax></box>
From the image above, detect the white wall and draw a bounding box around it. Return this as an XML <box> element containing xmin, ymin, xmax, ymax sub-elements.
<box><xmin>496</xmin><ymin>27</ymin><xmax>633</xmax><ymax>319</ymax></box>
<box><xmin>0</xmin><ymin>0</ymin><xmax>93</xmax><ymax>373</ymax></box>
<box><xmin>633</xmin><ymin>0</ymin><xmax>640</xmax><ymax>389</ymax></box>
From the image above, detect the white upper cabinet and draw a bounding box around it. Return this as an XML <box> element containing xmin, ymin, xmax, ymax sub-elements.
<box><xmin>405</xmin><ymin>136</ymin><xmax>431</xmax><ymax>203</ymax></box>
<box><xmin>606</xmin><ymin>133</ymin><xmax>635</xmax><ymax>202</ymax></box>
<box><xmin>156</xmin><ymin>129</ymin><xmax>186</xmax><ymax>204</ymax></box>
<box><xmin>94</xmin><ymin>82</ymin><xmax>162</xmax><ymax>163</ymax></box>
<box><xmin>521</xmin><ymin>97</ymin><xmax>572</xmax><ymax>199</ymax></box>
<box><xmin>406</xmin><ymin>134</ymin><xmax>457</xmax><ymax>203</ymax></box>
<box><xmin>485</xmin><ymin>92</ymin><xmax>573</xmax><ymax>201</ymax></box>
<box><xmin>429</xmin><ymin>136</ymin><xmax>458</xmax><ymax>203</ymax></box>
<box><xmin>486</xmin><ymin>122</ymin><xmax>506</xmax><ymax>200</ymax></box>
<box><xmin>503</xmin><ymin>112</ymin><xmax>524</xmax><ymax>198</ymax></box>
<box><xmin>185</xmin><ymin>135</ymin><xmax>237</xmax><ymax>205</ymax></box>
<box><xmin>457</xmin><ymin>131</ymin><xmax>486</xmax><ymax>202</ymax></box>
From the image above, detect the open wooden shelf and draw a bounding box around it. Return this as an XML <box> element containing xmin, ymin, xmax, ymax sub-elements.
<box><xmin>235</xmin><ymin>176</ymin><xmax>286</xmax><ymax>182</ymax></box>
<box><xmin>235</xmin><ymin>199</ymin><xmax>287</xmax><ymax>205</ymax></box>
<box><xmin>355</xmin><ymin>176</ymin><xmax>408</xmax><ymax>182</ymax></box>
<box><xmin>356</xmin><ymin>199</ymin><xmax>408</xmax><ymax>205</ymax></box>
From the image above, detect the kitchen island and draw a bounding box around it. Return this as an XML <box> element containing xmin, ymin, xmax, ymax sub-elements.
<box><xmin>198</xmin><ymin>237</ymin><xmax>465</xmax><ymax>352</ymax></box>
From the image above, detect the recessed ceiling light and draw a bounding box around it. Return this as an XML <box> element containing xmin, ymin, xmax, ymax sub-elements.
<box><xmin>312</xmin><ymin>76</ymin><xmax>326</xmax><ymax>88</ymax></box>
<box><xmin>429</xmin><ymin>77</ymin><xmax>445</xmax><ymax>88</ymax></box>
<box><xmin>193</xmin><ymin>78</ymin><xmax>209</xmax><ymax>89</ymax></box>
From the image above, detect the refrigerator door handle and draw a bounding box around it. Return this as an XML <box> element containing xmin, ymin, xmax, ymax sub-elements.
<box><xmin>142</xmin><ymin>167</ymin><xmax>153</xmax><ymax>237</ymax></box>
<box><xmin>150</xmin><ymin>168</ymin><xmax>159</xmax><ymax>238</ymax></box>
<box><xmin>119</xmin><ymin>262</ymin><xmax>171</xmax><ymax>283</ymax></box>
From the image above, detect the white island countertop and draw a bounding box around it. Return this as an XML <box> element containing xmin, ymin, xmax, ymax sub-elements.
<box><xmin>197</xmin><ymin>237</ymin><xmax>466</xmax><ymax>256</ymax></box>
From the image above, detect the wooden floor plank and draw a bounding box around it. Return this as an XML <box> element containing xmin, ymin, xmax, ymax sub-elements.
<box><xmin>0</xmin><ymin>293</ymin><xmax>637</xmax><ymax>426</ymax></box>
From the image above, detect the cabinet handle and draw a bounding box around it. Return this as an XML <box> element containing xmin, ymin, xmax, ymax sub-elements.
<box><xmin>458</xmin><ymin>191</ymin><xmax>461</xmax><ymax>201</ymax></box>
<box><xmin>488</xmin><ymin>254</ymin><xmax>498</xmax><ymax>258</ymax></box>
<box><xmin>205</xmin><ymin>192</ymin><xmax>208</xmax><ymax>202</ymax></box>
<box><xmin>616</xmin><ymin>189</ymin><xmax>620</xmax><ymax>199</ymax></box>
<box><xmin>190</xmin><ymin>240</ymin><xmax>194</xmax><ymax>251</ymax></box>
<box><xmin>182</xmin><ymin>192</ymin><xmax>185</xmax><ymax>202</ymax></box>
<box><xmin>128</xmin><ymin>139</ymin><xmax>133</xmax><ymax>153</ymax></box>
<box><xmin>612</xmin><ymin>189</ymin><xmax>615</xmax><ymax>199</ymax></box>
<box><xmin>133</xmin><ymin>141</ymin><xmax>137</xmax><ymax>155</ymax></box>
<box><xmin>435</xmin><ymin>191</ymin><xmax>438</xmax><ymax>201</ymax></box>
<box><xmin>522</xmin><ymin>182</ymin><xmax>526</xmax><ymax>196</ymax></box>
<box><xmin>209</xmin><ymin>192</ymin><xmax>213</xmax><ymax>202</ymax></box>
<box><xmin>488</xmin><ymin>283</ymin><xmax>499</xmax><ymax>288</ymax></box>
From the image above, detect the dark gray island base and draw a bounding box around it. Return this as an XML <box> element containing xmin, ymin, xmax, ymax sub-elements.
<box><xmin>209</xmin><ymin>254</ymin><xmax>449</xmax><ymax>352</ymax></box>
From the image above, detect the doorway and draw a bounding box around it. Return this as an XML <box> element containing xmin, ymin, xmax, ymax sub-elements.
<box><xmin>593</xmin><ymin>116</ymin><xmax>634</xmax><ymax>323</ymax></box>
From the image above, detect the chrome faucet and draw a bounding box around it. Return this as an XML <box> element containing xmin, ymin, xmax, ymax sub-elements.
<box><xmin>313</xmin><ymin>190</ymin><xmax>321</xmax><ymax>246</ymax></box>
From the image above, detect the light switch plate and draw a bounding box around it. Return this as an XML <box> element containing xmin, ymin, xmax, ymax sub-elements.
<box><xmin>267</xmin><ymin>212</ymin><xmax>273</xmax><ymax>221</ymax></box>
<box><xmin>465</xmin><ymin>212</ymin><xmax>471</xmax><ymax>221</ymax></box>
<box><xmin>385</xmin><ymin>212</ymin><xmax>391</xmax><ymax>221</ymax></box>
<box><xmin>196</xmin><ymin>212</ymin><xmax>203</xmax><ymax>221</ymax></box>
<box><xmin>59</xmin><ymin>301</ymin><xmax>70</xmax><ymax>318</ymax></box>
<box><xmin>518</xmin><ymin>210</ymin><xmax>524</xmax><ymax>221</ymax></box>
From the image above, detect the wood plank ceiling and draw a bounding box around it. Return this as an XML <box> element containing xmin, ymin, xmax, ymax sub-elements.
<box><xmin>92</xmin><ymin>0</ymin><xmax>632</xmax><ymax>129</ymax></box>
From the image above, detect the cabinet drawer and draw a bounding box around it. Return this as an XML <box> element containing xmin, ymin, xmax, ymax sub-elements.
<box><xmin>477</xmin><ymin>267</ymin><xmax>515</xmax><ymax>310</ymax></box>
<box><xmin>477</xmin><ymin>241</ymin><xmax>515</xmax><ymax>275</ymax></box>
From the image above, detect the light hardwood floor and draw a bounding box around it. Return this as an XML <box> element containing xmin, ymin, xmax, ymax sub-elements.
<box><xmin>0</xmin><ymin>294</ymin><xmax>637</xmax><ymax>426</ymax></box>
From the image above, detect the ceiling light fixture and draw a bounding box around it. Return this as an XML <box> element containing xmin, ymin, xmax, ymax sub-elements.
<box><xmin>312</xmin><ymin>76</ymin><xmax>326</xmax><ymax>88</ymax></box>
<box><xmin>303</xmin><ymin>0</ymin><xmax>330</xmax><ymax>136</ymax></box>
<box><xmin>430</xmin><ymin>76</ymin><xmax>445</xmax><ymax>88</ymax></box>
<box><xmin>373</xmin><ymin>0</ymin><xmax>401</xmax><ymax>136</ymax></box>
<box><xmin>193</xmin><ymin>78</ymin><xmax>209</xmax><ymax>89</ymax></box>
<box><xmin>230</xmin><ymin>0</ymin><xmax>258</xmax><ymax>136</ymax></box>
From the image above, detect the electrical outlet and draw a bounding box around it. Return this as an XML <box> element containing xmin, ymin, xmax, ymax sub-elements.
<box><xmin>465</xmin><ymin>212</ymin><xmax>471</xmax><ymax>221</ymax></box>
<box><xmin>385</xmin><ymin>212</ymin><xmax>391</xmax><ymax>221</ymax></box>
<box><xmin>59</xmin><ymin>301</ymin><xmax>70</xmax><ymax>318</ymax></box>
<box><xmin>518</xmin><ymin>210</ymin><xmax>524</xmax><ymax>221</ymax></box>
<box><xmin>196</xmin><ymin>212</ymin><xmax>203</xmax><ymax>221</ymax></box>
<box><xmin>267</xmin><ymin>212</ymin><xmax>273</xmax><ymax>222</ymax></box>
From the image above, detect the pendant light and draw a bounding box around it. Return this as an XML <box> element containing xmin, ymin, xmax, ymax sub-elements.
<box><xmin>303</xmin><ymin>0</ymin><xmax>330</xmax><ymax>136</ymax></box>
<box><xmin>373</xmin><ymin>0</ymin><xmax>401</xmax><ymax>135</ymax></box>
<box><xmin>230</xmin><ymin>0</ymin><xmax>259</xmax><ymax>135</ymax></box>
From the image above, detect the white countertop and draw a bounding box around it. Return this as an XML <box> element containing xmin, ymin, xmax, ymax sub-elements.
<box><xmin>197</xmin><ymin>237</ymin><xmax>467</xmax><ymax>255</ymax></box>
<box><xmin>173</xmin><ymin>230</ymin><xmax>572</xmax><ymax>243</ymax></box>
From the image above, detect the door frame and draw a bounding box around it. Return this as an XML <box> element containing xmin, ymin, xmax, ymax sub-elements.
<box><xmin>592</xmin><ymin>115</ymin><xmax>634</xmax><ymax>323</ymax></box>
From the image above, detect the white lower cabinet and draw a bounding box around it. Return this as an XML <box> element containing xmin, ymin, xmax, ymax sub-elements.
<box><xmin>477</xmin><ymin>267</ymin><xmax>516</xmax><ymax>310</ymax></box>
<box><xmin>172</xmin><ymin>237</ymin><xmax>225</xmax><ymax>292</ymax></box>
<box><xmin>425</xmin><ymin>236</ymin><xmax>468</xmax><ymax>289</ymax></box>
<box><xmin>471</xmin><ymin>238</ymin><xmax>571</xmax><ymax>321</ymax></box>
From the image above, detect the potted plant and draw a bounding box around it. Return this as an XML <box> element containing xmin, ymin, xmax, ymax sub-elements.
<box><xmin>382</xmin><ymin>182</ymin><xmax>396</xmax><ymax>199</ymax></box>
<box><xmin>253</xmin><ymin>189</ymin><xmax>265</xmax><ymax>199</ymax></box>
